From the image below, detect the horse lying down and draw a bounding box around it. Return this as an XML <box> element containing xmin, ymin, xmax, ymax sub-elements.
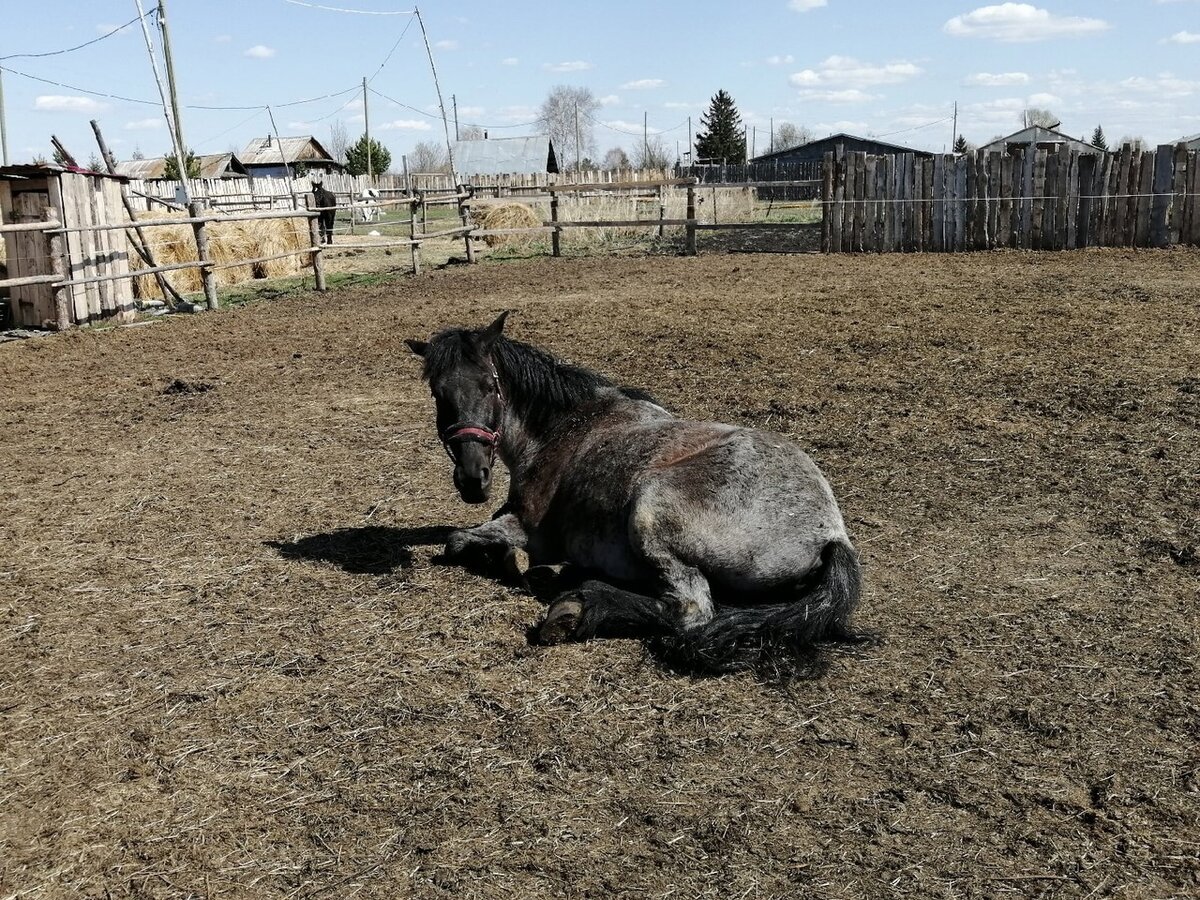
<box><xmin>406</xmin><ymin>313</ymin><xmax>871</xmax><ymax>678</ymax></box>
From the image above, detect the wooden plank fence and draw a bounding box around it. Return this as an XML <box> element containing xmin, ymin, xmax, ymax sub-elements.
<box><xmin>822</xmin><ymin>145</ymin><xmax>1200</xmax><ymax>252</ymax></box>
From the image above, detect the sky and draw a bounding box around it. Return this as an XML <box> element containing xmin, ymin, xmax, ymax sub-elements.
<box><xmin>1</xmin><ymin>0</ymin><xmax>1197</xmax><ymax>170</ymax></box>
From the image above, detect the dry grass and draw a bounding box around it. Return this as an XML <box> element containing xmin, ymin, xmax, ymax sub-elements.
<box><xmin>129</xmin><ymin>212</ymin><xmax>309</xmax><ymax>299</ymax></box>
<box><xmin>1</xmin><ymin>250</ymin><xmax>1198</xmax><ymax>897</ymax></box>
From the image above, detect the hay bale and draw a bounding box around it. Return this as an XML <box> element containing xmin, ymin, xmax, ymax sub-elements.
<box><xmin>129</xmin><ymin>211</ymin><xmax>308</xmax><ymax>300</ymax></box>
<box><xmin>476</xmin><ymin>203</ymin><xmax>541</xmax><ymax>247</ymax></box>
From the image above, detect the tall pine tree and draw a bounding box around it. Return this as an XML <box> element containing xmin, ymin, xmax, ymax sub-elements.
<box><xmin>1091</xmin><ymin>125</ymin><xmax>1108</xmax><ymax>151</ymax></box>
<box><xmin>694</xmin><ymin>90</ymin><xmax>746</xmax><ymax>164</ymax></box>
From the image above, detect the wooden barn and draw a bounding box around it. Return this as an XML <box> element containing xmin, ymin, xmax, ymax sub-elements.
<box><xmin>238</xmin><ymin>135</ymin><xmax>343</xmax><ymax>179</ymax></box>
<box><xmin>115</xmin><ymin>152</ymin><xmax>250</xmax><ymax>180</ymax></box>
<box><xmin>0</xmin><ymin>165</ymin><xmax>134</xmax><ymax>329</ymax></box>
<box><xmin>750</xmin><ymin>133</ymin><xmax>934</xmax><ymax>164</ymax></box>
<box><xmin>978</xmin><ymin>125</ymin><xmax>1101</xmax><ymax>155</ymax></box>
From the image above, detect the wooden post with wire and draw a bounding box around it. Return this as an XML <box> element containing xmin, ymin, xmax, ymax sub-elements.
<box><xmin>550</xmin><ymin>193</ymin><xmax>561</xmax><ymax>257</ymax></box>
<box><xmin>305</xmin><ymin>198</ymin><xmax>326</xmax><ymax>292</ymax></box>
<box><xmin>410</xmin><ymin>193</ymin><xmax>422</xmax><ymax>275</ymax></box>
<box><xmin>458</xmin><ymin>187</ymin><xmax>475</xmax><ymax>263</ymax></box>
<box><xmin>685</xmin><ymin>180</ymin><xmax>697</xmax><ymax>255</ymax></box>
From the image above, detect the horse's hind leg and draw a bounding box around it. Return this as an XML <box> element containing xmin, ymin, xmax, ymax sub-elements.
<box><xmin>536</xmin><ymin>560</ymin><xmax>713</xmax><ymax>644</ymax></box>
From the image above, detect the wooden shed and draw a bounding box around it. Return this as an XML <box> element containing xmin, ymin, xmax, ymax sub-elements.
<box><xmin>0</xmin><ymin>165</ymin><xmax>134</xmax><ymax>329</ymax></box>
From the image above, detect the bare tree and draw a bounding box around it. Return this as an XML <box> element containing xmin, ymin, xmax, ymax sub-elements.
<box><xmin>1022</xmin><ymin>107</ymin><xmax>1059</xmax><ymax>129</ymax></box>
<box><xmin>328</xmin><ymin>121</ymin><xmax>350</xmax><ymax>164</ymax></box>
<box><xmin>1118</xmin><ymin>135</ymin><xmax>1148</xmax><ymax>152</ymax></box>
<box><xmin>602</xmin><ymin>147</ymin><xmax>630</xmax><ymax>171</ymax></box>
<box><xmin>634</xmin><ymin>135</ymin><xmax>671</xmax><ymax>170</ymax></box>
<box><xmin>459</xmin><ymin>125</ymin><xmax>484</xmax><ymax>140</ymax></box>
<box><xmin>773</xmin><ymin>122</ymin><xmax>813</xmax><ymax>151</ymax></box>
<box><xmin>538</xmin><ymin>85</ymin><xmax>599</xmax><ymax>171</ymax></box>
<box><xmin>408</xmin><ymin>140</ymin><xmax>449</xmax><ymax>173</ymax></box>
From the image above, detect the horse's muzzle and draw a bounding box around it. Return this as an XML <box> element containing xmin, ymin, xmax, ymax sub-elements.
<box><xmin>453</xmin><ymin>460</ymin><xmax>492</xmax><ymax>504</ymax></box>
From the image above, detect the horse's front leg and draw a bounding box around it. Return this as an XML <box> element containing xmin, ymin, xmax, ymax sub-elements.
<box><xmin>444</xmin><ymin>510</ymin><xmax>529</xmax><ymax>576</ymax></box>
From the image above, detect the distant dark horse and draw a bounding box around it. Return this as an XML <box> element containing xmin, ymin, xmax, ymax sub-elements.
<box><xmin>406</xmin><ymin>313</ymin><xmax>870</xmax><ymax>677</ymax></box>
<box><xmin>312</xmin><ymin>181</ymin><xmax>336</xmax><ymax>244</ymax></box>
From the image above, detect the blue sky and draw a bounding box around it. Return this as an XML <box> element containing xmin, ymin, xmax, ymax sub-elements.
<box><xmin>1</xmin><ymin>0</ymin><xmax>1197</xmax><ymax>168</ymax></box>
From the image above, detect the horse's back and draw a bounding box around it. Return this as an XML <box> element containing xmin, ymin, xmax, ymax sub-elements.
<box><xmin>630</xmin><ymin>420</ymin><xmax>848</xmax><ymax>592</ymax></box>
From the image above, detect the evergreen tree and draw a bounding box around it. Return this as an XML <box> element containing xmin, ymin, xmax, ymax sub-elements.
<box><xmin>953</xmin><ymin>134</ymin><xmax>969</xmax><ymax>154</ymax></box>
<box><xmin>164</xmin><ymin>149</ymin><xmax>200</xmax><ymax>179</ymax></box>
<box><xmin>694</xmin><ymin>90</ymin><xmax>746</xmax><ymax>164</ymax></box>
<box><xmin>345</xmin><ymin>135</ymin><xmax>392</xmax><ymax>176</ymax></box>
<box><xmin>1091</xmin><ymin>125</ymin><xmax>1108</xmax><ymax>152</ymax></box>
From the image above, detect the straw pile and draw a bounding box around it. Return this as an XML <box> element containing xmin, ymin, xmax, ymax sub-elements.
<box><xmin>474</xmin><ymin>202</ymin><xmax>541</xmax><ymax>247</ymax></box>
<box><xmin>129</xmin><ymin>212</ymin><xmax>309</xmax><ymax>300</ymax></box>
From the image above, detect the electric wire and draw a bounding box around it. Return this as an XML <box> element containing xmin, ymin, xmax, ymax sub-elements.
<box><xmin>0</xmin><ymin>13</ymin><xmax>152</xmax><ymax>61</ymax></box>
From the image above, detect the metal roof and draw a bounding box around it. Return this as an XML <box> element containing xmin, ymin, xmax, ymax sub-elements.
<box><xmin>238</xmin><ymin>135</ymin><xmax>338</xmax><ymax>166</ymax></box>
<box><xmin>978</xmin><ymin>126</ymin><xmax>1100</xmax><ymax>154</ymax></box>
<box><xmin>114</xmin><ymin>153</ymin><xmax>249</xmax><ymax>179</ymax></box>
<box><xmin>751</xmin><ymin>133</ymin><xmax>931</xmax><ymax>162</ymax></box>
<box><xmin>0</xmin><ymin>164</ymin><xmax>127</xmax><ymax>182</ymax></box>
<box><xmin>451</xmin><ymin>136</ymin><xmax>557</xmax><ymax>176</ymax></box>
<box><xmin>1171</xmin><ymin>133</ymin><xmax>1200</xmax><ymax>149</ymax></box>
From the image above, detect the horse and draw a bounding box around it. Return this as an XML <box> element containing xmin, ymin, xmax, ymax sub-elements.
<box><xmin>406</xmin><ymin>312</ymin><xmax>870</xmax><ymax>678</ymax></box>
<box><xmin>355</xmin><ymin>188</ymin><xmax>381</xmax><ymax>224</ymax></box>
<box><xmin>311</xmin><ymin>181</ymin><xmax>337</xmax><ymax>244</ymax></box>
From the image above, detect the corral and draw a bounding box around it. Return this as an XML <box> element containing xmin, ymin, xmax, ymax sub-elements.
<box><xmin>1</xmin><ymin>249</ymin><xmax>1198</xmax><ymax>897</ymax></box>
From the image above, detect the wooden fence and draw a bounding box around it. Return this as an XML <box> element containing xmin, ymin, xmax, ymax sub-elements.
<box><xmin>822</xmin><ymin>144</ymin><xmax>1200</xmax><ymax>252</ymax></box>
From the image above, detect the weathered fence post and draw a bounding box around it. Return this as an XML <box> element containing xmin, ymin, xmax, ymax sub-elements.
<box><xmin>46</xmin><ymin>209</ymin><xmax>71</xmax><ymax>330</ymax></box>
<box><xmin>685</xmin><ymin>180</ymin><xmax>697</xmax><ymax>256</ymax></box>
<box><xmin>409</xmin><ymin>195</ymin><xmax>422</xmax><ymax>276</ymax></box>
<box><xmin>458</xmin><ymin>187</ymin><xmax>476</xmax><ymax>264</ymax></box>
<box><xmin>550</xmin><ymin>191</ymin><xmax>561</xmax><ymax>257</ymax></box>
<box><xmin>306</xmin><ymin>208</ymin><xmax>326</xmax><ymax>292</ymax></box>
<box><xmin>187</xmin><ymin>201</ymin><xmax>218</xmax><ymax>310</ymax></box>
<box><xmin>821</xmin><ymin>152</ymin><xmax>833</xmax><ymax>252</ymax></box>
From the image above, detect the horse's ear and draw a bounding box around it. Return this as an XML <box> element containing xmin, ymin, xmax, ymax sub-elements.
<box><xmin>405</xmin><ymin>339</ymin><xmax>428</xmax><ymax>357</ymax></box>
<box><xmin>480</xmin><ymin>310</ymin><xmax>510</xmax><ymax>346</ymax></box>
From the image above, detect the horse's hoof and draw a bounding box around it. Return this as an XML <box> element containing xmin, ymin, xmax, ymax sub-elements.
<box><xmin>444</xmin><ymin>529</ymin><xmax>473</xmax><ymax>560</ymax></box>
<box><xmin>503</xmin><ymin>547</ymin><xmax>531</xmax><ymax>581</ymax></box>
<box><xmin>536</xmin><ymin>599</ymin><xmax>582</xmax><ymax>645</ymax></box>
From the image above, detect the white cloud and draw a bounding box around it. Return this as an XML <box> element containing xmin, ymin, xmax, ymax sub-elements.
<box><xmin>766</xmin><ymin>54</ymin><xmax>795</xmax><ymax>66</ymax></box>
<box><xmin>543</xmin><ymin>60</ymin><xmax>592</xmax><ymax>73</ymax></box>
<box><xmin>501</xmin><ymin>57</ymin><xmax>519</xmax><ymax>66</ymax></box>
<box><xmin>599</xmin><ymin>94</ymin><xmax>620</xmax><ymax>106</ymax></box>
<box><xmin>215</xmin><ymin>34</ymin><xmax>232</xmax><ymax>43</ymax></box>
<box><xmin>788</xmin><ymin>55</ymin><xmax>922</xmax><ymax>89</ymax></box>
<box><xmin>1026</xmin><ymin>91</ymin><xmax>1061</xmax><ymax>107</ymax></box>
<box><xmin>795</xmin><ymin>88</ymin><xmax>880</xmax><ymax>104</ymax></box>
<box><xmin>124</xmin><ymin>118</ymin><xmax>163</xmax><ymax>130</ymax></box>
<box><xmin>378</xmin><ymin>120</ymin><xmax>433</xmax><ymax>131</ymax></box>
<box><xmin>620</xmin><ymin>78</ymin><xmax>665</xmax><ymax>90</ymax></box>
<box><xmin>663</xmin><ymin>101</ymin><xmax>701</xmax><ymax>109</ymax></box>
<box><xmin>788</xmin><ymin>0</ymin><xmax>827</xmax><ymax>11</ymax></box>
<box><xmin>34</xmin><ymin>95</ymin><xmax>107</xmax><ymax>113</ymax></box>
<box><xmin>1118</xmin><ymin>73</ymin><xmax>1200</xmax><ymax>98</ymax></box>
<box><xmin>1165</xmin><ymin>31</ymin><xmax>1200</xmax><ymax>44</ymax></box>
<box><xmin>244</xmin><ymin>44</ymin><xmax>276</xmax><ymax>58</ymax></box>
<box><xmin>459</xmin><ymin>105</ymin><xmax>485</xmax><ymax>117</ymax></box>
<box><xmin>434</xmin><ymin>40</ymin><xmax>458</xmax><ymax>50</ymax></box>
<box><xmin>944</xmin><ymin>4</ymin><xmax>1109</xmax><ymax>42</ymax></box>
<box><xmin>813</xmin><ymin>120</ymin><xmax>869</xmax><ymax>134</ymax></box>
<box><xmin>965</xmin><ymin>71</ymin><xmax>1030</xmax><ymax>86</ymax></box>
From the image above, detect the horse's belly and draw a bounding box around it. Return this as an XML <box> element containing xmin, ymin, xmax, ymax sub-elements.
<box><xmin>563</xmin><ymin>533</ymin><xmax>643</xmax><ymax>581</ymax></box>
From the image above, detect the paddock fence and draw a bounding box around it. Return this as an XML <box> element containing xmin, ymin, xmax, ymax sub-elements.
<box><xmin>821</xmin><ymin>144</ymin><xmax>1200</xmax><ymax>253</ymax></box>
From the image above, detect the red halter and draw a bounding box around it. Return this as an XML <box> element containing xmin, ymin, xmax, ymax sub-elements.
<box><xmin>439</xmin><ymin>362</ymin><xmax>504</xmax><ymax>463</ymax></box>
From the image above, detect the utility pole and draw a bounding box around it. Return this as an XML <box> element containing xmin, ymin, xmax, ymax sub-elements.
<box><xmin>154</xmin><ymin>0</ymin><xmax>190</xmax><ymax>190</ymax></box>
<box><xmin>687</xmin><ymin>116</ymin><xmax>692</xmax><ymax>168</ymax></box>
<box><xmin>952</xmin><ymin>101</ymin><xmax>958</xmax><ymax>149</ymax></box>
<box><xmin>644</xmin><ymin>111</ymin><xmax>648</xmax><ymax>167</ymax></box>
<box><xmin>574</xmin><ymin>103</ymin><xmax>581</xmax><ymax>171</ymax></box>
<box><xmin>751</xmin><ymin>126</ymin><xmax>756</xmax><ymax>160</ymax></box>
<box><xmin>0</xmin><ymin>69</ymin><xmax>9</xmax><ymax>166</ymax></box>
<box><xmin>363</xmin><ymin>76</ymin><xmax>372</xmax><ymax>178</ymax></box>
<box><xmin>452</xmin><ymin>94</ymin><xmax>459</xmax><ymax>141</ymax></box>
<box><xmin>769</xmin><ymin>117</ymin><xmax>774</xmax><ymax>154</ymax></box>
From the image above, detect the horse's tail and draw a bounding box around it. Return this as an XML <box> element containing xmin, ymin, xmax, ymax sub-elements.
<box><xmin>654</xmin><ymin>539</ymin><xmax>872</xmax><ymax>680</ymax></box>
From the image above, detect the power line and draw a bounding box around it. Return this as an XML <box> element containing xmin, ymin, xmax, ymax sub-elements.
<box><xmin>368</xmin><ymin>86</ymin><xmax>543</xmax><ymax>130</ymax></box>
<box><xmin>282</xmin><ymin>0</ymin><xmax>415</xmax><ymax>14</ymax></box>
<box><xmin>0</xmin><ymin>13</ymin><xmax>152</xmax><ymax>61</ymax></box>
<box><xmin>875</xmin><ymin>115</ymin><xmax>954</xmax><ymax>139</ymax></box>
<box><xmin>368</xmin><ymin>13</ymin><xmax>417</xmax><ymax>83</ymax></box>
<box><xmin>0</xmin><ymin>63</ymin><xmax>159</xmax><ymax>105</ymax></box>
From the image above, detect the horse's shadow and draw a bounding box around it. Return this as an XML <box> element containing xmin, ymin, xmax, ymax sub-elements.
<box><xmin>267</xmin><ymin>525</ymin><xmax>456</xmax><ymax>575</ymax></box>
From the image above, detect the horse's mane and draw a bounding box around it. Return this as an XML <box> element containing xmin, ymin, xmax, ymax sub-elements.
<box><xmin>422</xmin><ymin>330</ymin><xmax>660</xmax><ymax>432</ymax></box>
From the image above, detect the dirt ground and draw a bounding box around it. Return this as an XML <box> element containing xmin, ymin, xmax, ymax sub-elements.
<box><xmin>1</xmin><ymin>248</ymin><xmax>1197</xmax><ymax>899</ymax></box>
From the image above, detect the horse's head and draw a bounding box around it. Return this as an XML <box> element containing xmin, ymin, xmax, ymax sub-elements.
<box><xmin>406</xmin><ymin>312</ymin><xmax>509</xmax><ymax>505</ymax></box>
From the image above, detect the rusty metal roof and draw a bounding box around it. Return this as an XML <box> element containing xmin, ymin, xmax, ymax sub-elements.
<box><xmin>115</xmin><ymin>153</ymin><xmax>249</xmax><ymax>179</ymax></box>
<box><xmin>237</xmin><ymin>135</ymin><xmax>338</xmax><ymax>167</ymax></box>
